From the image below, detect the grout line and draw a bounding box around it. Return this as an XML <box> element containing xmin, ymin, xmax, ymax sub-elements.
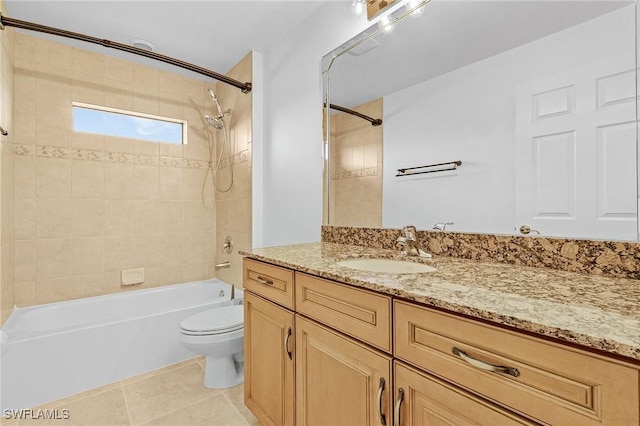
<box><xmin>139</xmin><ymin>393</ymin><xmax>222</xmax><ymax>426</ymax></box>
<box><xmin>119</xmin><ymin>381</ymin><xmax>134</xmax><ymax>426</ymax></box>
<box><xmin>222</xmin><ymin>389</ymin><xmax>249</xmax><ymax>425</ymax></box>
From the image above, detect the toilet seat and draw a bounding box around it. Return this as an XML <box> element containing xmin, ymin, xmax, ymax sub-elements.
<box><xmin>181</xmin><ymin>305</ymin><xmax>244</xmax><ymax>336</ymax></box>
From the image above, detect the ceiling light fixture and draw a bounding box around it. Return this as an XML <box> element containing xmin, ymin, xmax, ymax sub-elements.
<box><xmin>380</xmin><ymin>16</ymin><xmax>395</xmax><ymax>33</ymax></box>
<box><xmin>129</xmin><ymin>38</ymin><xmax>156</xmax><ymax>52</ymax></box>
<box><xmin>351</xmin><ymin>0</ymin><xmax>366</xmax><ymax>16</ymax></box>
<box><xmin>406</xmin><ymin>0</ymin><xmax>426</xmax><ymax>17</ymax></box>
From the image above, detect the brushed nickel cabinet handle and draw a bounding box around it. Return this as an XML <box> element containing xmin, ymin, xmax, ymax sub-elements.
<box><xmin>452</xmin><ymin>347</ymin><xmax>520</xmax><ymax>377</ymax></box>
<box><xmin>284</xmin><ymin>327</ymin><xmax>292</xmax><ymax>360</ymax></box>
<box><xmin>256</xmin><ymin>276</ymin><xmax>274</xmax><ymax>286</ymax></box>
<box><xmin>394</xmin><ymin>388</ymin><xmax>404</xmax><ymax>426</ymax></box>
<box><xmin>377</xmin><ymin>377</ymin><xmax>386</xmax><ymax>426</ymax></box>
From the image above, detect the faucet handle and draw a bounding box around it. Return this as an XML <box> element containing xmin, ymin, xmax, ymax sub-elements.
<box><xmin>433</xmin><ymin>222</ymin><xmax>454</xmax><ymax>231</ymax></box>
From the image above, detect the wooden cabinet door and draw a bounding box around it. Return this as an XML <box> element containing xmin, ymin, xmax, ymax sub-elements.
<box><xmin>394</xmin><ymin>362</ymin><xmax>539</xmax><ymax>426</ymax></box>
<box><xmin>296</xmin><ymin>316</ymin><xmax>392</xmax><ymax>426</ymax></box>
<box><xmin>244</xmin><ymin>291</ymin><xmax>295</xmax><ymax>426</ymax></box>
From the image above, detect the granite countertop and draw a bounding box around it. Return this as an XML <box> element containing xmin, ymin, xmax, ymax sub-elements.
<box><xmin>240</xmin><ymin>242</ymin><xmax>640</xmax><ymax>362</ymax></box>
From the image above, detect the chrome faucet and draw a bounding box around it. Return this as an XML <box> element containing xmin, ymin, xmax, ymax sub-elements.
<box><xmin>396</xmin><ymin>225</ymin><xmax>431</xmax><ymax>258</ymax></box>
<box><xmin>433</xmin><ymin>222</ymin><xmax>453</xmax><ymax>231</ymax></box>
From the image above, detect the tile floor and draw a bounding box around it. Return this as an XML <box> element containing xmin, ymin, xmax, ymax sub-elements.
<box><xmin>3</xmin><ymin>358</ymin><xmax>259</xmax><ymax>426</ymax></box>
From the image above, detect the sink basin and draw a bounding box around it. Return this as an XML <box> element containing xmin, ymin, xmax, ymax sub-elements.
<box><xmin>336</xmin><ymin>258</ymin><xmax>437</xmax><ymax>274</ymax></box>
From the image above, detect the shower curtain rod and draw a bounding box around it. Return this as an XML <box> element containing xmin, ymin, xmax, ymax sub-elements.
<box><xmin>0</xmin><ymin>14</ymin><xmax>252</xmax><ymax>94</ymax></box>
<box><xmin>329</xmin><ymin>103</ymin><xmax>382</xmax><ymax>126</ymax></box>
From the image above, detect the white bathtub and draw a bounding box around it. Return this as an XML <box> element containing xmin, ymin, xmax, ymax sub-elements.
<box><xmin>1</xmin><ymin>279</ymin><xmax>242</xmax><ymax>410</ymax></box>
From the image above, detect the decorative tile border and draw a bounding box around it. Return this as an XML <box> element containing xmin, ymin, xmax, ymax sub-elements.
<box><xmin>13</xmin><ymin>144</ymin><xmax>249</xmax><ymax>170</ymax></box>
<box><xmin>330</xmin><ymin>166</ymin><xmax>378</xmax><ymax>180</ymax></box>
<box><xmin>321</xmin><ymin>225</ymin><xmax>640</xmax><ymax>280</ymax></box>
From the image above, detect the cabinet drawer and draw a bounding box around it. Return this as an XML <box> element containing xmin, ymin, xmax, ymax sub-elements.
<box><xmin>394</xmin><ymin>361</ymin><xmax>538</xmax><ymax>426</ymax></box>
<box><xmin>394</xmin><ymin>300</ymin><xmax>640</xmax><ymax>426</ymax></box>
<box><xmin>296</xmin><ymin>272</ymin><xmax>392</xmax><ymax>352</ymax></box>
<box><xmin>243</xmin><ymin>259</ymin><xmax>295</xmax><ymax>310</ymax></box>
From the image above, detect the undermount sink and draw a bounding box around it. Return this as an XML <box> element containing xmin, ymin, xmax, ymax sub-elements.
<box><xmin>336</xmin><ymin>258</ymin><xmax>437</xmax><ymax>274</ymax></box>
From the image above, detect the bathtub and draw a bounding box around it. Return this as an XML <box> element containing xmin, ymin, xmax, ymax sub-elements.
<box><xmin>1</xmin><ymin>279</ymin><xmax>242</xmax><ymax>410</ymax></box>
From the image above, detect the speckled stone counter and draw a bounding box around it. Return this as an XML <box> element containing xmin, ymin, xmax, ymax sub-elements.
<box><xmin>240</xmin><ymin>242</ymin><xmax>640</xmax><ymax>363</ymax></box>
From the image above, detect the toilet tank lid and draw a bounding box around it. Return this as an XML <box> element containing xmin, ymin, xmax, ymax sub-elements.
<box><xmin>180</xmin><ymin>305</ymin><xmax>243</xmax><ymax>333</ymax></box>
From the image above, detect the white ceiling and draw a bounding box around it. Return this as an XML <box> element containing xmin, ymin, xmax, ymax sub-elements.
<box><xmin>4</xmin><ymin>0</ymin><xmax>336</xmax><ymax>78</ymax></box>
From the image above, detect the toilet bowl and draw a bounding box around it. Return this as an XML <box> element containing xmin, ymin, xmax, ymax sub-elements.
<box><xmin>180</xmin><ymin>304</ymin><xmax>244</xmax><ymax>389</ymax></box>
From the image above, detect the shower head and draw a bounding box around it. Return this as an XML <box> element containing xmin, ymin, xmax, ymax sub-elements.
<box><xmin>205</xmin><ymin>114</ymin><xmax>224</xmax><ymax>130</ymax></box>
<box><xmin>207</xmin><ymin>88</ymin><xmax>225</xmax><ymax>117</ymax></box>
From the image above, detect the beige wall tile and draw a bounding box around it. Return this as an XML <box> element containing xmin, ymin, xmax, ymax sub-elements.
<box><xmin>14</xmin><ymin>155</ymin><xmax>35</xmax><ymax>198</ymax></box>
<box><xmin>72</xmin><ymin>160</ymin><xmax>104</xmax><ymax>199</ymax></box>
<box><xmin>13</xmin><ymin>281</ymin><xmax>36</xmax><ymax>307</ymax></box>
<box><xmin>182</xmin><ymin>262</ymin><xmax>210</xmax><ymax>282</ymax></box>
<box><xmin>104</xmin><ymin>235</ymin><xmax>133</xmax><ymax>272</ymax></box>
<box><xmin>159</xmin><ymin>200</ymin><xmax>184</xmax><ymax>233</ymax></box>
<box><xmin>36</xmin><ymin>157</ymin><xmax>72</xmax><ymax>199</ymax></box>
<box><xmin>133</xmin><ymin>165</ymin><xmax>159</xmax><ymax>200</ymax></box>
<box><xmin>158</xmin><ymin>233</ymin><xmax>183</xmax><ymax>267</ymax></box>
<box><xmin>11</xmin><ymin>36</ymin><xmax>252</xmax><ymax>306</ymax></box>
<box><xmin>72</xmin><ymin>199</ymin><xmax>105</xmax><ymax>237</ymax></box>
<box><xmin>15</xmin><ymin>197</ymin><xmax>36</xmax><ymax>240</ymax></box>
<box><xmin>159</xmin><ymin>166</ymin><xmax>182</xmax><ymax>200</ymax></box>
<box><xmin>105</xmin><ymin>57</ymin><xmax>133</xmax><ymax>83</ymax></box>
<box><xmin>157</xmin><ymin>265</ymin><xmax>182</xmax><ymax>285</ymax></box>
<box><xmin>182</xmin><ymin>168</ymin><xmax>205</xmax><ymax>200</ymax></box>
<box><xmin>14</xmin><ymin>240</ymin><xmax>35</xmax><ymax>283</ymax></box>
<box><xmin>73</xmin><ymin>273</ymin><xmax>109</xmax><ymax>299</ymax></box>
<box><xmin>104</xmin><ymin>199</ymin><xmax>132</xmax><ymax>236</ymax></box>
<box><xmin>132</xmin><ymin>234</ymin><xmax>159</xmax><ymax>268</ymax></box>
<box><xmin>36</xmin><ymin>198</ymin><xmax>73</xmax><ymax>239</ymax></box>
<box><xmin>72</xmin><ymin>237</ymin><xmax>104</xmax><ymax>276</ymax></box>
<box><xmin>36</xmin><ymin>238</ymin><xmax>72</xmax><ymax>280</ymax></box>
<box><xmin>159</xmin><ymin>142</ymin><xmax>182</xmax><ymax>158</ymax></box>
<box><xmin>14</xmin><ymin>32</ymin><xmax>36</xmax><ymax>68</ymax></box>
<box><xmin>104</xmin><ymin>162</ymin><xmax>133</xmax><ymax>199</ymax></box>
<box><xmin>71</xmin><ymin>131</ymin><xmax>103</xmax><ymax>151</ymax></box>
<box><xmin>35</xmin><ymin>38</ymin><xmax>72</xmax><ymax>68</ymax></box>
<box><xmin>104</xmin><ymin>136</ymin><xmax>132</xmax><ymax>154</ymax></box>
<box><xmin>132</xmin><ymin>200</ymin><xmax>159</xmax><ymax>235</ymax></box>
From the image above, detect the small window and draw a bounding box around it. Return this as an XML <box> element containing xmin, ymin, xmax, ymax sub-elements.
<box><xmin>72</xmin><ymin>102</ymin><xmax>186</xmax><ymax>144</ymax></box>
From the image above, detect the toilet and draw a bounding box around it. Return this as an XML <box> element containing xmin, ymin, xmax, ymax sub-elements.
<box><xmin>180</xmin><ymin>305</ymin><xmax>244</xmax><ymax>389</ymax></box>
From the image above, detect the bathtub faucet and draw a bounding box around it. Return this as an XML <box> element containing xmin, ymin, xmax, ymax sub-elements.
<box><xmin>215</xmin><ymin>261</ymin><xmax>230</xmax><ymax>270</ymax></box>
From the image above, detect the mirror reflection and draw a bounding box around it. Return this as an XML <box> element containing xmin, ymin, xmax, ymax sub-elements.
<box><xmin>323</xmin><ymin>0</ymin><xmax>639</xmax><ymax>241</ymax></box>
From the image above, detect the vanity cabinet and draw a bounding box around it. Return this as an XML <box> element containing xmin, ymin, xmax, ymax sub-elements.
<box><xmin>295</xmin><ymin>316</ymin><xmax>392</xmax><ymax>425</ymax></box>
<box><xmin>244</xmin><ymin>257</ymin><xmax>640</xmax><ymax>426</ymax></box>
<box><xmin>244</xmin><ymin>259</ymin><xmax>394</xmax><ymax>426</ymax></box>
<box><xmin>243</xmin><ymin>254</ymin><xmax>296</xmax><ymax>426</ymax></box>
<box><xmin>395</xmin><ymin>300</ymin><xmax>640</xmax><ymax>425</ymax></box>
<box><xmin>393</xmin><ymin>361</ymin><xmax>537</xmax><ymax>425</ymax></box>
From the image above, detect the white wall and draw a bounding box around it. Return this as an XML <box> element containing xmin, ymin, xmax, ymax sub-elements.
<box><xmin>256</xmin><ymin>2</ymin><xmax>372</xmax><ymax>247</ymax></box>
<box><xmin>383</xmin><ymin>6</ymin><xmax>635</xmax><ymax>235</ymax></box>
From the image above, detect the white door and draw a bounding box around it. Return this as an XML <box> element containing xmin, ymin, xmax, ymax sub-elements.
<box><xmin>515</xmin><ymin>58</ymin><xmax>637</xmax><ymax>241</ymax></box>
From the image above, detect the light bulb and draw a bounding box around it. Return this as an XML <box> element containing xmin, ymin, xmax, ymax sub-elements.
<box><xmin>407</xmin><ymin>0</ymin><xmax>426</xmax><ymax>17</ymax></box>
<box><xmin>380</xmin><ymin>16</ymin><xmax>395</xmax><ymax>33</ymax></box>
<box><xmin>351</xmin><ymin>0</ymin><xmax>365</xmax><ymax>16</ymax></box>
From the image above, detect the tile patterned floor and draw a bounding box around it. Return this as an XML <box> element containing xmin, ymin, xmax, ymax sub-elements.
<box><xmin>3</xmin><ymin>358</ymin><xmax>259</xmax><ymax>426</ymax></box>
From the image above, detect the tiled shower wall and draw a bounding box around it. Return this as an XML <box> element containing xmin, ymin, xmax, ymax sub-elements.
<box><xmin>211</xmin><ymin>53</ymin><xmax>252</xmax><ymax>290</ymax></box>
<box><xmin>329</xmin><ymin>98</ymin><xmax>382</xmax><ymax>227</ymax></box>
<box><xmin>11</xmin><ymin>32</ymin><xmax>229</xmax><ymax>306</ymax></box>
<box><xmin>0</xmin><ymin>0</ymin><xmax>15</xmax><ymax>325</ymax></box>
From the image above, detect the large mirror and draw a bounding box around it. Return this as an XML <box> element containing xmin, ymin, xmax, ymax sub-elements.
<box><xmin>323</xmin><ymin>0</ymin><xmax>639</xmax><ymax>241</ymax></box>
